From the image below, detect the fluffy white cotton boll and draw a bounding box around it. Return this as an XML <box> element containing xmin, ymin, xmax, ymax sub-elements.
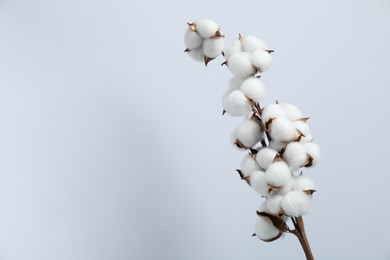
<box><xmin>250</xmin><ymin>170</ymin><xmax>268</xmax><ymax>196</ymax></box>
<box><xmin>254</xmin><ymin>216</ymin><xmax>281</xmax><ymax>241</ymax></box>
<box><xmin>281</xmin><ymin>190</ymin><xmax>312</xmax><ymax>217</ymax></box>
<box><xmin>265</xmin><ymin>161</ymin><xmax>292</xmax><ymax>188</ymax></box>
<box><xmin>187</xmin><ymin>47</ymin><xmax>204</xmax><ymax>62</ymax></box>
<box><xmin>262</xmin><ymin>104</ymin><xmax>286</xmax><ymax>124</ymax></box>
<box><xmin>184</xmin><ymin>29</ymin><xmax>203</xmax><ymax>50</ymax></box>
<box><xmin>294</xmin><ymin>175</ymin><xmax>316</xmax><ymax>192</ymax></box>
<box><xmin>269</xmin><ymin>118</ymin><xmax>299</xmax><ymax>142</ymax></box>
<box><xmin>195</xmin><ymin>19</ymin><xmax>220</xmax><ymax>39</ymax></box>
<box><xmin>300</xmin><ymin>133</ymin><xmax>313</xmax><ymax>144</ymax></box>
<box><xmin>265</xmin><ymin>194</ymin><xmax>283</xmax><ymax>215</ymax></box>
<box><xmin>227</xmin><ymin>52</ymin><xmax>255</xmax><ymax>77</ymax></box>
<box><xmin>236</xmin><ymin>118</ymin><xmax>263</xmax><ymax>148</ymax></box>
<box><xmin>269</xmin><ymin>140</ymin><xmax>288</xmax><ymax>152</ymax></box>
<box><xmin>304</xmin><ymin>142</ymin><xmax>321</xmax><ymax>167</ymax></box>
<box><xmin>240</xmin><ymin>77</ymin><xmax>266</xmax><ymax>103</ymax></box>
<box><xmin>256</xmin><ymin>148</ymin><xmax>278</xmax><ymax>170</ymax></box>
<box><xmin>293</xmin><ymin>121</ymin><xmax>310</xmax><ymax>137</ymax></box>
<box><xmin>222</xmin><ymin>90</ymin><xmax>252</xmax><ymax>117</ymax></box>
<box><xmin>283</xmin><ymin>142</ymin><xmax>308</xmax><ymax>171</ymax></box>
<box><xmin>224</xmin><ymin>39</ymin><xmax>243</xmax><ymax>60</ymax></box>
<box><xmin>280</xmin><ymin>103</ymin><xmax>304</xmax><ymax>122</ymax></box>
<box><xmin>276</xmin><ymin>176</ymin><xmax>296</xmax><ymax>196</ymax></box>
<box><xmin>250</xmin><ymin>50</ymin><xmax>273</xmax><ymax>72</ymax></box>
<box><xmin>242</xmin><ymin>35</ymin><xmax>267</xmax><ymax>52</ymax></box>
<box><xmin>229</xmin><ymin>76</ymin><xmax>245</xmax><ymax>90</ymax></box>
<box><xmin>202</xmin><ymin>37</ymin><xmax>224</xmax><ymax>58</ymax></box>
<box><xmin>240</xmin><ymin>154</ymin><xmax>261</xmax><ymax>178</ymax></box>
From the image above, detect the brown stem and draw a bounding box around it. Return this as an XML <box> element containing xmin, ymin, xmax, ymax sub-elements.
<box><xmin>291</xmin><ymin>217</ymin><xmax>314</xmax><ymax>260</ymax></box>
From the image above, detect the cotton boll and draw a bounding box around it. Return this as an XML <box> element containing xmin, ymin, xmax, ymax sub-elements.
<box><xmin>187</xmin><ymin>47</ymin><xmax>204</xmax><ymax>62</ymax></box>
<box><xmin>227</xmin><ymin>52</ymin><xmax>256</xmax><ymax>77</ymax></box>
<box><xmin>240</xmin><ymin>77</ymin><xmax>266</xmax><ymax>103</ymax></box>
<box><xmin>224</xmin><ymin>39</ymin><xmax>243</xmax><ymax>60</ymax></box>
<box><xmin>251</xmin><ymin>50</ymin><xmax>273</xmax><ymax>72</ymax></box>
<box><xmin>294</xmin><ymin>175</ymin><xmax>316</xmax><ymax>192</ymax></box>
<box><xmin>240</xmin><ymin>154</ymin><xmax>261</xmax><ymax>178</ymax></box>
<box><xmin>281</xmin><ymin>190</ymin><xmax>312</xmax><ymax>217</ymax></box>
<box><xmin>262</xmin><ymin>104</ymin><xmax>286</xmax><ymax>124</ymax></box>
<box><xmin>269</xmin><ymin>140</ymin><xmax>288</xmax><ymax>153</ymax></box>
<box><xmin>236</xmin><ymin>118</ymin><xmax>263</xmax><ymax>148</ymax></box>
<box><xmin>184</xmin><ymin>29</ymin><xmax>203</xmax><ymax>50</ymax></box>
<box><xmin>195</xmin><ymin>19</ymin><xmax>220</xmax><ymax>38</ymax></box>
<box><xmin>280</xmin><ymin>103</ymin><xmax>304</xmax><ymax>122</ymax></box>
<box><xmin>256</xmin><ymin>148</ymin><xmax>278</xmax><ymax>170</ymax></box>
<box><xmin>265</xmin><ymin>194</ymin><xmax>283</xmax><ymax>215</ymax></box>
<box><xmin>254</xmin><ymin>215</ymin><xmax>281</xmax><ymax>241</ymax></box>
<box><xmin>304</xmin><ymin>142</ymin><xmax>321</xmax><ymax>167</ymax></box>
<box><xmin>265</xmin><ymin>161</ymin><xmax>292</xmax><ymax>188</ymax></box>
<box><xmin>249</xmin><ymin>170</ymin><xmax>268</xmax><ymax>196</ymax></box>
<box><xmin>283</xmin><ymin>142</ymin><xmax>308</xmax><ymax>171</ymax></box>
<box><xmin>222</xmin><ymin>90</ymin><xmax>252</xmax><ymax>117</ymax></box>
<box><xmin>202</xmin><ymin>37</ymin><xmax>224</xmax><ymax>59</ymax></box>
<box><xmin>269</xmin><ymin>118</ymin><xmax>299</xmax><ymax>142</ymax></box>
<box><xmin>242</xmin><ymin>35</ymin><xmax>267</xmax><ymax>52</ymax></box>
<box><xmin>276</xmin><ymin>176</ymin><xmax>296</xmax><ymax>196</ymax></box>
<box><xmin>300</xmin><ymin>133</ymin><xmax>313</xmax><ymax>144</ymax></box>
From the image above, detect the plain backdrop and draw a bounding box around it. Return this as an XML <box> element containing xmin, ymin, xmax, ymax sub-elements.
<box><xmin>0</xmin><ymin>0</ymin><xmax>390</xmax><ymax>259</ymax></box>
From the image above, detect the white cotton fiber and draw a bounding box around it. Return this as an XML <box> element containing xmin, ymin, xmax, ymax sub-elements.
<box><xmin>254</xmin><ymin>216</ymin><xmax>281</xmax><ymax>241</ymax></box>
<box><xmin>265</xmin><ymin>194</ymin><xmax>283</xmax><ymax>215</ymax></box>
<box><xmin>280</xmin><ymin>103</ymin><xmax>304</xmax><ymax>122</ymax></box>
<box><xmin>184</xmin><ymin>29</ymin><xmax>203</xmax><ymax>50</ymax></box>
<box><xmin>224</xmin><ymin>39</ymin><xmax>243</xmax><ymax>60</ymax></box>
<box><xmin>236</xmin><ymin>118</ymin><xmax>263</xmax><ymax>148</ymax></box>
<box><xmin>240</xmin><ymin>154</ymin><xmax>261</xmax><ymax>178</ymax></box>
<box><xmin>187</xmin><ymin>47</ymin><xmax>204</xmax><ymax>62</ymax></box>
<box><xmin>269</xmin><ymin>118</ymin><xmax>299</xmax><ymax>142</ymax></box>
<box><xmin>195</xmin><ymin>19</ymin><xmax>220</xmax><ymax>38</ymax></box>
<box><xmin>293</xmin><ymin>121</ymin><xmax>311</xmax><ymax>142</ymax></box>
<box><xmin>202</xmin><ymin>37</ymin><xmax>224</xmax><ymax>58</ymax></box>
<box><xmin>262</xmin><ymin>104</ymin><xmax>286</xmax><ymax>124</ymax></box>
<box><xmin>269</xmin><ymin>140</ymin><xmax>287</xmax><ymax>152</ymax></box>
<box><xmin>265</xmin><ymin>161</ymin><xmax>292</xmax><ymax>188</ymax></box>
<box><xmin>275</xmin><ymin>176</ymin><xmax>295</xmax><ymax>196</ymax></box>
<box><xmin>256</xmin><ymin>147</ymin><xmax>278</xmax><ymax>170</ymax></box>
<box><xmin>227</xmin><ymin>52</ymin><xmax>255</xmax><ymax>77</ymax></box>
<box><xmin>240</xmin><ymin>77</ymin><xmax>266</xmax><ymax>103</ymax></box>
<box><xmin>250</xmin><ymin>170</ymin><xmax>268</xmax><ymax>196</ymax></box>
<box><xmin>283</xmin><ymin>142</ymin><xmax>308</xmax><ymax>171</ymax></box>
<box><xmin>222</xmin><ymin>90</ymin><xmax>252</xmax><ymax>117</ymax></box>
<box><xmin>304</xmin><ymin>142</ymin><xmax>321</xmax><ymax>167</ymax></box>
<box><xmin>242</xmin><ymin>35</ymin><xmax>267</xmax><ymax>52</ymax></box>
<box><xmin>250</xmin><ymin>50</ymin><xmax>273</xmax><ymax>73</ymax></box>
<box><xmin>281</xmin><ymin>190</ymin><xmax>312</xmax><ymax>217</ymax></box>
<box><xmin>293</xmin><ymin>175</ymin><xmax>316</xmax><ymax>192</ymax></box>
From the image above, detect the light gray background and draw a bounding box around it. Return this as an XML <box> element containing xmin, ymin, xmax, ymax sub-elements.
<box><xmin>0</xmin><ymin>0</ymin><xmax>389</xmax><ymax>259</ymax></box>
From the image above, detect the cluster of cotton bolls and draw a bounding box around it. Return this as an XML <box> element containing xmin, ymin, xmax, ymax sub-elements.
<box><xmin>184</xmin><ymin>19</ymin><xmax>321</xmax><ymax>244</ymax></box>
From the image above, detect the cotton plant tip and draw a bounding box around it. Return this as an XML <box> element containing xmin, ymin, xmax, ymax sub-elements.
<box><xmin>304</xmin><ymin>142</ymin><xmax>321</xmax><ymax>167</ymax></box>
<box><xmin>249</xmin><ymin>170</ymin><xmax>268</xmax><ymax>196</ymax></box>
<box><xmin>265</xmin><ymin>194</ymin><xmax>283</xmax><ymax>215</ymax></box>
<box><xmin>195</xmin><ymin>19</ymin><xmax>220</xmax><ymax>39</ymax></box>
<box><xmin>262</xmin><ymin>104</ymin><xmax>286</xmax><ymax>124</ymax></box>
<box><xmin>241</xmin><ymin>35</ymin><xmax>268</xmax><ymax>53</ymax></box>
<box><xmin>227</xmin><ymin>52</ymin><xmax>256</xmax><ymax>77</ymax></box>
<box><xmin>240</xmin><ymin>77</ymin><xmax>266</xmax><ymax>103</ymax></box>
<box><xmin>254</xmin><ymin>215</ymin><xmax>281</xmax><ymax>242</ymax></box>
<box><xmin>240</xmin><ymin>154</ymin><xmax>261</xmax><ymax>178</ymax></box>
<box><xmin>202</xmin><ymin>37</ymin><xmax>224</xmax><ymax>59</ymax></box>
<box><xmin>184</xmin><ymin>29</ymin><xmax>203</xmax><ymax>50</ymax></box>
<box><xmin>250</xmin><ymin>50</ymin><xmax>273</xmax><ymax>73</ymax></box>
<box><xmin>187</xmin><ymin>47</ymin><xmax>205</xmax><ymax>62</ymax></box>
<box><xmin>281</xmin><ymin>190</ymin><xmax>312</xmax><ymax>217</ymax></box>
<box><xmin>294</xmin><ymin>175</ymin><xmax>316</xmax><ymax>192</ymax></box>
<box><xmin>256</xmin><ymin>148</ymin><xmax>278</xmax><ymax>170</ymax></box>
<box><xmin>269</xmin><ymin>118</ymin><xmax>299</xmax><ymax>142</ymax></box>
<box><xmin>224</xmin><ymin>39</ymin><xmax>243</xmax><ymax>60</ymax></box>
<box><xmin>265</xmin><ymin>161</ymin><xmax>292</xmax><ymax>188</ymax></box>
<box><xmin>222</xmin><ymin>90</ymin><xmax>252</xmax><ymax>117</ymax></box>
<box><xmin>280</xmin><ymin>103</ymin><xmax>304</xmax><ymax>122</ymax></box>
<box><xmin>236</xmin><ymin>118</ymin><xmax>263</xmax><ymax>148</ymax></box>
<box><xmin>283</xmin><ymin>142</ymin><xmax>308</xmax><ymax>171</ymax></box>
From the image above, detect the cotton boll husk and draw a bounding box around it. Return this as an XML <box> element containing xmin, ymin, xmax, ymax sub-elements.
<box><xmin>195</xmin><ymin>19</ymin><xmax>220</xmax><ymax>39</ymax></box>
<box><xmin>304</xmin><ymin>142</ymin><xmax>321</xmax><ymax>167</ymax></box>
<box><xmin>281</xmin><ymin>190</ymin><xmax>312</xmax><ymax>217</ymax></box>
<box><xmin>283</xmin><ymin>142</ymin><xmax>308</xmax><ymax>171</ymax></box>
<box><xmin>269</xmin><ymin>118</ymin><xmax>299</xmax><ymax>142</ymax></box>
<box><xmin>249</xmin><ymin>170</ymin><xmax>268</xmax><ymax>196</ymax></box>
<box><xmin>294</xmin><ymin>175</ymin><xmax>316</xmax><ymax>192</ymax></box>
<box><xmin>240</xmin><ymin>77</ymin><xmax>266</xmax><ymax>103</ymax></box>
<box><xmin>280</xmin><ymin>103</ymin><xmax>304</xmax><ymax>122</ymax></box>
<box><xmin>187</xmin><ymin>47</ymin><xmax>204</xmax><ymax>62</ymax></box>
<box><xmin>265</xmin><ymin>194</ymin><xmax>283</xmax><ymax>215</ymax></box>
<box><xmin>202</xmin><ymin>37</ymin><xmax>224</xmax><ymax>59</ymax></box>
<box><xmin>250</xmin><ymin>50</ymin><xmax>273</xmax><ymax>72</ymax></box>
<box><xmin>222</xmin><ymin>90</ymin><xmax>252</xmax><ymax>117</ymax></box>
<box><xmin>265</xmin><ymin>161</ymin><xmax>292</xmax><ymax>188</ymax></box>
<box><xmin>242</xmin><ymin>35</ymin><xmax>268</xmax><ymax>52</ymax></box>
<box><xmin>227</xmin><ymin>52</ymin><xmax>255</xmax><ymax>77</ymax></box>
<box><xmin>236</xmin><ymin>118</ymin><xmax>263</xmax><ymax>148</ymax></box>
<box><xmin>254</xmin><ymin>216</ymin><xmax>281</xmax><ymax>241</ymax></box>
<box><xmin>240</xmin><ymin>154</ymin><xmax>261</xmax><ymax>178</ymax></box>
<box><xmin>224</xmin><ymin>39</ymin><xmax>243</xmax><ymax>60</ymax></box>
<box><xmin>184</xmin><ymin>29</ymin><xmax>203</xmax><ymax>50</ymax></box>
<box><xmin>262</xmin><ymin>104</ymin><xmax>286</xmax><ymax>124</ymax></box>
<box><xmin>256</xmin><ymin>148</ymin><xmax>278</xmax><ymax>170</ymax></box>
<box><xmin>269</xmin><ymin>140</ymin><xmax>288</xmax><ymax>153</ymax></box>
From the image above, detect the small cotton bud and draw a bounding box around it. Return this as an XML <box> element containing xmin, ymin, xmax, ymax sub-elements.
<box><xmin>266</xmin><ymin>194</ymin><xmax>283</xmax><ymax>215</ymax></box>
<box><xmin>187</xmin><ymin>47</ymin><xmax>204</xmax><ymax>62</ymax></box>
<box><xmin>222</xmin><ymin>90</ymin><xmax>252</xmax><ymax>117</ymax></box>
<box><xmin>236</xmin><ymin>118</ymin><xmax>263</xmax><ymax>148</ymax></box>
<box><xmin>195</xmin><ymin>19</ymin><xmax>220</xmax><ymax>38</ymax></box>
<box><xmin>294</xmin><ymin>175</ymin><xmax>316</xmax><ymax>192</ymax></box>
<box><xmin>227</xmin><ymin>52</ymin><xmax>256</xmax><ymax>77</ymax></box>
<box><xmin>254</xmin><ymin>215</ymin><xmax>281</xmax><ymax>241</ymax></box>
<box><xmin>262</xmin><ymin>104</ymin><xmax>286</xmax><ymax>124</ymax></box>
<box><xmin>241</xmin><ymin>35</ymin><xmax>268</xmax><ymax>53</ymax></box>
<box><xmin>184</xmin><ymin>29</ymin><xmax>203</xmax><ymax>50</ymax></box>
<box><xmin>240</xmin><ymin>154</ymin><xmax>261</xmax><ymax>178</ymax></box>
<box><xmin>250</xmin><ymin>50</ymin><xmax>273</xmax><ymax>73</ymax></box>
<box><xmin>304</xmin><ymin>142</ymin><xmax>321</xmax><ymax>167</ymax></box>
<box><xmin>265</xmin><ymin>161</ymin><xmax>292</xmax><ymax>188</ymax></box>
<box><xmin>281</xmin><ymin>190</ymin><xmax>312</xmax><ymax>217</ymax></box>
<box><xmin>280</xmin><ymin>103</ymin><xmax>304</xmax><ymax>122</ymax></box>
<box><xmin>224</xmin><ymin>39</ymin><xmax>243</xmax><ymax>60</ymax></box>
<box><xmin>269</xmin><ymin>118</ymin><xmax>299</xmax><ymax>142</ymax></box>
<box><xmin>283</xmin><ymin>142</ymin><xmax>308</xmax><ymax>171</ymax></box>
<box><xmin>269</xmin><ymin>140</ymin><xmax>288</xmax><ymax>153</ymax></box>
<box><xmin>240</xmin><ymin>77</ymin><xmax>266</xmax><ymax>103</ymax></box>
<box><xmin>249</xmin><ymin>170</ymin><xmax>268</xmax><ymax>196</ymax></box>
<box><xmin>202</xmin><ymin>37</ymin><xmax>224</xmax><ymax>59</ymax></box>
<box><xmin>256</xmin><ymin>148</ymin><xmax>278</xmax><ymax>170</ymax></box>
